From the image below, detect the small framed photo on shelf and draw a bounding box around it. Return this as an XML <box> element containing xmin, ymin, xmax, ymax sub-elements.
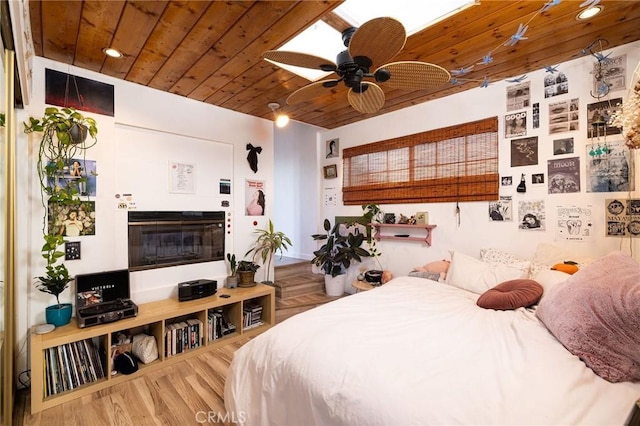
<box><xmin>415</xmin><ymin>212</ymin><xmax>429</xmax><ymax>224</ymax></box>
<box><xmin>324</xmin><ymin>164</ymin><xmax>338</xmax><ymax>179</ymax></box>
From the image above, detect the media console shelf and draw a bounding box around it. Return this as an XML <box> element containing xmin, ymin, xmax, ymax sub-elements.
<box><xmin>372</xmin><ymin>223</ymin><xmax>437</xmax><ymax>246</ymax></box>
<box><xmin>30</xmin><ymin>284</ymin><xmax>275</xmax><ymax>414</ymax></box>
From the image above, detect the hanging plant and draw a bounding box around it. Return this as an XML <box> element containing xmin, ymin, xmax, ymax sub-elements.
<box><xmin>24</xmin><ymin>106</ymin><xmax>98</xmax><ymax>316</ymax></box>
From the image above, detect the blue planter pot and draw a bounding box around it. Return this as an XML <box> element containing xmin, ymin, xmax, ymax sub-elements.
<box><xmin>45</xmin><ymin>303</ymin><xmax>73</xmax><ymax>327</ymax></box>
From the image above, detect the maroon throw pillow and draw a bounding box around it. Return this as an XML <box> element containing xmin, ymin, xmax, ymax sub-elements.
<box><xmin>477</xmin><ymin>279</ymin><xmax>543</xmax><ymax>310</ymax></box>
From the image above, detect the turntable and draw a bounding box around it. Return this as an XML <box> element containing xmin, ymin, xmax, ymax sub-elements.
<box><xmin>75</xmin><ymin>269</ymin><xmax>139</xmax><ymax>328</ymax></box>
<box><xmin>77</xmin><ymin>298</ymin><xmax>138</xmax><ymax>328</ymax></box>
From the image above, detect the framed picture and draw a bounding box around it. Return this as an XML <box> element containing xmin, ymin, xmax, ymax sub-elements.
<box><xmin>324</xmin><ymin>164</ymin><xmax>338</xmax><ymax>179</ymax></box>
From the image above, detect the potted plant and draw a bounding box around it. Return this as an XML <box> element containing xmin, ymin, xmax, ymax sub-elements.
<box><xmin>244</xmin><ymin>219</ymin><xmax>292</xmax><ymax>284</ymax></box>
<box><xmin>25</xmin><ymin>106</ymin><xmax>98</xmax><ymax>326</ymax></box>
<box><xmin>311</xmin><ymin>219</ymin><xmax>370</xmax><ymax>296</ymax></box>
<box><xmin>225</xmin><ymin>253</ymin><xmax>238</xmax><ymax>288</ymax></box>
<box><xmin>237</xmin><ymin>260</ymin><xmax>260</xmax><ymax>287</ymax></box>
<box><xmin>36</xmin><ymin>233</ymin><xmax>74</xmax><ymax>326</ymax></box>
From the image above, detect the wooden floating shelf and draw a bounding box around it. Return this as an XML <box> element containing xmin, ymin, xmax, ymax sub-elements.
<box><xmin>372</xmin><ymin>223</ymin><xmax>437</xmax><ymax>246</ymax></box>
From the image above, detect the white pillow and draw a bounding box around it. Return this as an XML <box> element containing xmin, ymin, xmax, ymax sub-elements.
<box><xmin>480</xmin><ymin>247</ymin><xmax>527</xmax><ymax>265</ymax></box>
<box><xmin>480</xmin><ymin>247</ymin><xmax>533</xmax><ymax>278</ymax></box>
<box><xmin>533</xmin><ymin>269</ymin><xmax>570</xmax><ymax>297</ymax></box>
<box><xmin>533</xmin><ymin>242</ymin><xmax>594</xmax><ymax>267</ymax></box>
<box><xmin>446</xmin><ymin>251</ymin><xmax>529</xmax><ymax>294</ymax></box>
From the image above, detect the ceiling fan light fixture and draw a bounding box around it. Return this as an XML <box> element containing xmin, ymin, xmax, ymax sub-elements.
<box><xmin>103</xmin><ymin>47</ymin><xmax>122</xmax><ymax>58</ymax></box>
<box><xmin>268</xmin><ymin>102</ymin><xmax>290</xmax><ymax>127</ymax></box>
<box><xmin>576</xmin><ymin>5</ymin><xmax>603</xmax><ymax>20</ymax></box>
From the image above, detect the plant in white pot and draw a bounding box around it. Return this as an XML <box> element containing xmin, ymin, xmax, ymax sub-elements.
<box><xmin>311</xmin><ymin>219</ymin><xmax>371</xmax><ymax>296</ymax></box>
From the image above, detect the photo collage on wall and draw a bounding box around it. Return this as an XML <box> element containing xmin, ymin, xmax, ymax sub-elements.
<box><xmin>543</xmin><ymin>71</ymin><xmax>568</xmax><ymax>98</ymax></box>
<box><xmin>605</xmin><ymin>199</ymin><xmax>640</xmax><ymax>238</ymax></box>
<box><xmin>585</xmin><ymin>140</ymin><xmax>634</xmax><ymax>193</ymax></box>
<box><xmin>549</xmin><ymin>98</ymin><xmax>579</xmax><ymax>134</ymax></box>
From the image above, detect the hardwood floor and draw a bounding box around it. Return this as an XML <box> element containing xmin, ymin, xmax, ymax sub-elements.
<box><xmin>17</xmin><ymin>338</ymin><xmax>248</xmax><ymax>426</ymax></box>
<box><xmin>16</xmin><ymin>291</ymin><xmax>345</xmax><ymax>425</ymax></box>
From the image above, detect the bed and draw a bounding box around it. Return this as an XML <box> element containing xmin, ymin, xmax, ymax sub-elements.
<box><xmin>224</xmin><ymin>251</ymin><xmax>640</xmax><ymax>425</ymax></box>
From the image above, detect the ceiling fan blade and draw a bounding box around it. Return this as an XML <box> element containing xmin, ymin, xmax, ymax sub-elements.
<box><xmin>348</xmin><ymin>17</ymin><xmax>406</xmax><ymax>68</ymax></box>
<box><xmin>287</xmin><ymin>80</ymin><xmax>339</xmax><ymax>105</ymax></box>
<box><xmin>347</xmin><ymin>83</ymin><xmax>385</xmax><ymax>114</ymax></box>
<box><xmin>264</xmin><ymin>50</ymin><xmax>336</xmax><ymax>71</ymax></box>
<box><xmin>378</xmin><ymin>61</ymin><xmax>451</xmax><ymax>90</ymax></box>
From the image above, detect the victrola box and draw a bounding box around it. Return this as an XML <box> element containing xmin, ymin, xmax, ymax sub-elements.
<box><xmin>178</xmin><ymin>279</ymin><xmax>217</xmax><ymax>302</ymax></box>
<box><xmin>75</xmin><ymin>269</ymin><xmax>138</xmax><ymax>328</ymax></box>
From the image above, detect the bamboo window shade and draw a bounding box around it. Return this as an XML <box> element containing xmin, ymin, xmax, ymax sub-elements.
<box><xmin>342</xmin><ymin>117</ymin><xmax>499</xmax><ymax>205</ymax></box>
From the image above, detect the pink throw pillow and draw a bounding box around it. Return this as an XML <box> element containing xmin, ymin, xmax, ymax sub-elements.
<box><xmin>536</xmin><ymin>251</ymin><xmax>640</xmax><ymax>382</ymax></box>
<box><xmin>477</xmin><ymin>279</ymin><xmax>543</xmax><ymax>310</ymax></box>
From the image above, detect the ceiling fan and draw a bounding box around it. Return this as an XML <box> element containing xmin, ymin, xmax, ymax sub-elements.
<box><xmin>263</xmin><ymin>17</ymin><xmax>451</xmax><ymax>114</ymax></box>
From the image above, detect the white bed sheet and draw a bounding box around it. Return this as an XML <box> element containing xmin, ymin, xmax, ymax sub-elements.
<box><xmin>224</xmin><ymin>277</ymin><xmax>640</xmax><ymax>425</ymax></box>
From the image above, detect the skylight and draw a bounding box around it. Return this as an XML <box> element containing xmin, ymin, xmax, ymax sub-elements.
<box><xmin>273</xmin><ymin>0</ymin><xmax>476</xmax><ymax>82</ymax></box>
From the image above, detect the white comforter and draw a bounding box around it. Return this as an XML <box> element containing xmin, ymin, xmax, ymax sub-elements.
<box><xmin>224</xmin><ymin>277</ymin><xmax>640</xmax><ymax>425</ymax></box>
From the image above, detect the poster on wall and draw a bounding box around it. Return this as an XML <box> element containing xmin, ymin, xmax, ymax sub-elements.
<box><xmin>556</xmin><ymin>205</ymin><xmax>593</xmax><ymax>241</ymax></box>
<box><xmin>549</xmin><ymin>98</ymin><xmax>579</xmax><ymax>135</ymax></box>
<box><xmin>518</xmin><ymin>200</ymin><xmax>545</xmax><ymax>231</ymax></box>
<box><xmin>48</xmin><ymin>200</ymin><xmax>96</xmax><ymax>236</ymax></box>
<box><xmin>169</xmin><ymin>161</ymin><xmax>196</xmax><ymax>194</ymax></box>
<box><xmin>594</xmin><ymin>54</ymin><xmax>626</xmax><ymax>93</ymax></box>
<box><xmin>586</xmin><ymin>98</ymin><xmax>622</xmax><ymax>138</ymax></box>
<box><xmin>605</xmin><ymin>198</ymin><xmax>640</xmax><ymax>237</ymax></box>
<box><xmin>585</xmin><ymin>140</ymin><xmax>634</xmax><ymax>192</ymax></box>
<box><xmin>246</xmin><ymin>179</ymin><xmax>265</xmax><ymax>216</ymax></box>
<box><xmin>488</xmin><ymin>196</ymin><xmax>512</xmax><ymax>222</ymax></box>
<box><xmin>504</xmin><ymin>111</ymin><xmax>527</xmax><ymax>138</ymax></box>
<box><xmin>547</xmin><ymin>157</ymin><xmax>580</xmax><ymax>193</ymax></box>
<box><xmin>543</xmin><ymin>71</ymin><xmax>568</xmax><ymax>98</ymax></box>
<box><xmin>506</xmin><ymin>81</ymin><xmax>530</xmax><ymax>111</ymax></box>
<box><xmin>510</xmin><ymin>136</ymin><xmax>538</xmax><ymax>167</ymax></box>
<box><xmin>326</xmin><ymin>138</ymin><xmax>339</xmax><ymax>158</ymax></box>
<box><xmin>46</xmin><ymin>158</ymin><xmax>97</xmax><ymax>197</ymax></box>
<box><xmin>553</xmin><ymin>137</ymin><xmax>574</xmax><ymax>155</ymax></box>
<box><xmin>45</xmin><ymin>68</ymin><xmax>115</xmax><ymax>116</ymax></box>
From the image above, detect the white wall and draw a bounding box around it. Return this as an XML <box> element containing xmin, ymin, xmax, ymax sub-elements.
<box><xmin>314</xmin><ymin>41</ymin><xmax>640</xmax><ymax>281</ymax></box>
<box><xmin>273</xmin><ymin>120</ymin><xmax>322</xmax><ymax>260</ymax></box>
<box><xmin>16</xmin><ymin>57</ymin><xmax>274</xmax><ymax>374</ymax></box>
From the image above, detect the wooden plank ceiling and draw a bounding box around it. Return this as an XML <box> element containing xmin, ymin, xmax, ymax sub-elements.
<box><xmin>28</xmin><ymin>0</ymin><xmax>640</xmax><ymax>129</ymax></box>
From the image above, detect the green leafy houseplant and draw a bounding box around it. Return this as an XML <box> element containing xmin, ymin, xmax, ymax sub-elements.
<box><xmin>25</xmin><ymin>107</ymin><xmax>98</xmax><ymax>324</ymax></box>
<box><xmin>245</xmin><ymin>219</ymin><xmax>292</xmax><ymax>284</ymax></box>
<box><xmin>36</xmin><ymin>233</ymin><xmax>73</xmax><ymax>306</ymax></box>
<box><xmin>311</xmin><ymin>219</ymin><xmax>371</xmax><ymax>277</ymax></box>
<box><xmin>226</xmin><ymin>253</ymin><xmax>238</xmax><ymax>276</ymax></box>
<box><xmin>237</xmin><ymin>260</ymin><xmax>260</xmax><ymax>287</ymax></box>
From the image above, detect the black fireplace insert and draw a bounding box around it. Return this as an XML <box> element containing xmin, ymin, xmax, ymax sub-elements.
<box><xmin>128</xmin><ymin>211</ymin><xmax>225</xmax><ymax>271</ymax></box>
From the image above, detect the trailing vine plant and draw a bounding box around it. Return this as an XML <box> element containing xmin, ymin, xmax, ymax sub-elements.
<box><xmin>24</xmin><ymin>107</ymin><xmax>98</xmax><ymax>306</ymax></box>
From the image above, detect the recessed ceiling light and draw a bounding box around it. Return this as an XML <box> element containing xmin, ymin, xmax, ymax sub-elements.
<box><xmin>576</xmin><ymin>6</ymin><xmax>603</xmax><ymax>20</ymax></box>
<box><xmin>103</xmin><ymin>47</ymin><xmax>122</xmax><ymax>58</ymax></box>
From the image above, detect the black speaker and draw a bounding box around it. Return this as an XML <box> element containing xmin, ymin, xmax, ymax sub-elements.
<box><xmin>178</xmin><ymin>279</ymin><xmax>217</xmax><ymax>302</ymax></box>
